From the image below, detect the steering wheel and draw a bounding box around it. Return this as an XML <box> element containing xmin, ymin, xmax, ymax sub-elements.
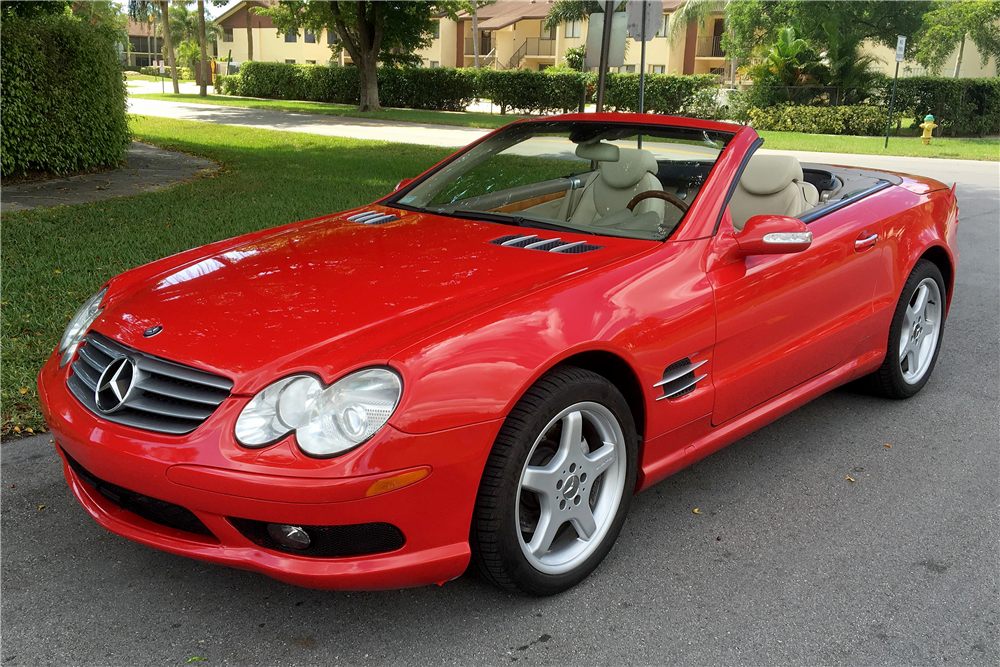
<box><xmin>627</xmin><ymin>190</ymin><xmax>689</xmax><ymax>213</ymax></box>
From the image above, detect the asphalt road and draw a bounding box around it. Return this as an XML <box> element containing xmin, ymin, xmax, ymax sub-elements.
<box><xmin>2</xmin><ymin>147</ymin><xmax>998</xmax><ymax>665</ymax></box>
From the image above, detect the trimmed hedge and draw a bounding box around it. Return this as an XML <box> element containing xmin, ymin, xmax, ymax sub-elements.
<box><xmin>1</xmin><ymin>13</ymin><xmax>131</xmax><ymax>177</ymax></box>
<box><xmin>139</xmin><ymin>65</ymin><xmax>194</xmax><ymax>79</ymax></box>
<box><xmin>226</xmin><ymin>61</ymin><xmax>719</xmax><ymax>118</ymax></box>
<box><xmin>602</xmin><ymin>73</ymin><xmax>719</xmax><ymax>117</ymax></box>
<box><xmin>748</xmin><ymin>104</ymin><xmax>894</xmax><ymax>136</ymax></box>
<box><xmin>233</xmin><ymin>62</ymin><xmax>477</xmax><ymax>111</ymax></box>
<box><xmin>737</xmin><ymin>76</ymin><xmax>1000</xmax><ymax>137</ymax></box>
<box><xmin>885</xmin><ymin>77</ymin><xmax>1000</xmax><ymax>137</ymax></box>
<box><xmin>478</xmin><ymin>69</ymin><xmax>587</xmax><ymax>114</ymax></box>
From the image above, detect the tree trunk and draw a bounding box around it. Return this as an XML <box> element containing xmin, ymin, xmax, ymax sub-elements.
<box><xmin>197</xmin><ymin>0</ymin><xmax>209</xmax><ymax>96</ymax></box>
<box><xmin>246</xmin><ymin>7</ymin><xmax>253</xmax><ymax>61</ymax></box>
<box><xmin>159</xmin><ymin>1</ymin><xmax>180</xmax><ymax>93</ymax></box>
<box><xmin>953</xmin><ymin>33</ymin><xmax>966</xmax><ymax>78</ymax></box>
<box><xmin>358</xmin><ymin>55</ymin><xmax>379</xmax><ymax>111</ymax></box>
<box><xmin>330</xmin><ymin>0</ymin><xmax>382</xmax><ymax>111</ymax></box>
<box><xmin>472</xmin><ymin>5</ymin><xmax>480</xmax><ymax>68</ymax></box>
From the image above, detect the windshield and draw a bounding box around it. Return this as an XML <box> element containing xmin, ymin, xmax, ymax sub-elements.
<box><xmin>389</xmin><ymin>121</ymin><xmax>734</xmax><ymax>241</ymax></box>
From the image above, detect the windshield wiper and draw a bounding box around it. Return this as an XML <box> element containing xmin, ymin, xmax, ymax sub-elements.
<box><xmin>444</xmin><ymin>210</ymin><xmax>595</xmax><ymax>236</ymax></box>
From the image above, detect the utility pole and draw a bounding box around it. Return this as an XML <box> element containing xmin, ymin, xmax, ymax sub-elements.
<box><xmin>594</xmin><ymin>0</ymin><xmax>615</xmax><ymax>112</ymax></box>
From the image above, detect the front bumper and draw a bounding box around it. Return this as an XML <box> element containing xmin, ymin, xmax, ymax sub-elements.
<box><xmin>38</xmin><ymin>351</ymin><xmax>502</xmax><ymax>590</ymax></box>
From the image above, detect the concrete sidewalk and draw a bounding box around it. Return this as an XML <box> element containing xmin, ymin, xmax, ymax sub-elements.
<box><xmin>127</xmin><ymin>96</ymin><xmax>998</xmax><ymax>184</ymax></box>
<box><xmin>129</xmin><ymin>96</ymin><xmax>489</xmax><ymax>148</ymax></box>
<box><xmin>1</xmin><ymin>142</ymin><xmax>218</xmax><ymax>212</ymax></box>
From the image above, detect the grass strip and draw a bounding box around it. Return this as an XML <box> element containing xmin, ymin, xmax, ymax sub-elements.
<box><xmin>133</xmin><ymin>94</ymin><xmax>997</xmax><ymax>161</ymax></box>
<box><xmin>133</xmin><ymin>93</ymin><xmax>526</xmax><ymax>129</ymax></box>
<box><xmin>757</xmin><ymin>130</ymin><xmax>998</xmax><ymax>161</ymax></box>
<box><xmin>1</xmin><ymin>116</ymin><xmax>452</xmax><ymax>438</ymax></box>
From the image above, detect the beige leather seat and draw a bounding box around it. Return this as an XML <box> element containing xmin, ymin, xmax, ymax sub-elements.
<box><xmin>728</xmin><ymin>154</ymin><xmax>819</xmax><ymax>231</ymax></box>
<box><xmin>567</xmin><ymin>143</ymin><xmax>665</xmax><ymax>225</ymax></box>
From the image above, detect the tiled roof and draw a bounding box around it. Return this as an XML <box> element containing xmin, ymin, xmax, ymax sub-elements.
<box><xmin>464</xmin><ymin>0</ymin><xmax>555</xmax><ymax>31</ymax></box>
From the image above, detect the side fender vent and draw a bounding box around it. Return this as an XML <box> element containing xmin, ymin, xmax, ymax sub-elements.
<box><xmin>654</xmin><ymin>358</ymin><xmax>707</xmax><ymax>401</ymax></box>
<box><xmin>346</xmin><ymin>210</ymin><xmax>400</xmax><ymax>225</ymax></box>
<box><xmin>490</xmin><ymin>234</ymin><xmax>603</xmax><ymax>254</ymax></box>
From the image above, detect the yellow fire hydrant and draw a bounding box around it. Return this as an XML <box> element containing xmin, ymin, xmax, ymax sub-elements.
<box><xmin>919</xmin><ymin>114</ymin><xmax>937</xmax><ymax>145</ymax></box>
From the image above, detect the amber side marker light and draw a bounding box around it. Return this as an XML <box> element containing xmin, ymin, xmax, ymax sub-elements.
<box><xmin>365</xmin><ymin>468</ymin><xmax>430</xmax><ymax>497</ymax></box>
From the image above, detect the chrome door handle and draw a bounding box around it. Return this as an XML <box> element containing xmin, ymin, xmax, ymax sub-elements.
<box><xmin>855</xmin><ymin>233</ymin><xmax>878</xmax><ymax>251</ymax></box>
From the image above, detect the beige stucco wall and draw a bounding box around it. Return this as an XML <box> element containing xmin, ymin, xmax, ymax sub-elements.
<box><xmin>865</xmin><ymin>40</ymin><xmax>998</xmax><ymax>78</ymax></box>
<box><xmin>220</xmin><ymin>27</ymin><xmax>337</xmax><ymax>65</ymax></box>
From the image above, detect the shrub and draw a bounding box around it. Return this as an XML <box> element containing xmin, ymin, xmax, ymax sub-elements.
<box><xmin>747</xmin><ymin>104</ymin><xmax>897</xmax><ymax>136</ymax></box>
<box><xmin>602</xmin><ymin>73</ymin><xmax>720</xmax><ymax>117</ymax></box>
<box><xmin>888</xmin><ymin>77</ymin><xmax>1000</xmax><ymax>137</ymax></box>
<box><xmin>477</xmin><ymin>69</ymin><xmax>588</xmax><ymax>114</ymax></box>
<box><xmin>1</xmin><ymin>12</ymin><xmax>131</xmax><ymax>178</ymax></box>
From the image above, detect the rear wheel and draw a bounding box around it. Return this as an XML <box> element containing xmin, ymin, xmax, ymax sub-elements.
<box><xmin>470</xmin><ymin>366</ymin><xmax>638</xmax><ymax>596</ymax></box>
<box><xmin>869</xmin><ymin>259</ymin><xmax>946</xmax><ymax>398</ymax></box>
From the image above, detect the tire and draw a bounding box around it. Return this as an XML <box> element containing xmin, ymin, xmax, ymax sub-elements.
<box><xmin>470</xmin><ymin>366</ymin><xmax>638</xmax><ymax>596</ymax></box>
<box><xmin>868</xmin><ymin>259</ymin><xmax>947</xmax><ymax>399</ymax></box>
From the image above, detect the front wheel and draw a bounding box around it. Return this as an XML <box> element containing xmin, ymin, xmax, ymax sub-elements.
<box><xmin>868</xmin><ymin>259</ymin><xmax>947</xmax><ymax>398</ymax></box>
<box><xmin>470</xmin><ymin>366</ymin><xmax>638</xmax><ymax>596</ymax></box>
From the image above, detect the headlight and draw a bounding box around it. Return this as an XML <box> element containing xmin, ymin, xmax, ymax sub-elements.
<box><xmin>58</xmin><ymin>287</ymin><xmax>107</xmax><ymax>367</ymax></box>
<box><xmin>235</xmin><ymin>368</ymin><xmax>402</xmax><ymax>457</ymax></box>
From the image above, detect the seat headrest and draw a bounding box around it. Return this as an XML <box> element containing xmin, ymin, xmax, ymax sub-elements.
<box><xmin>739</xmin><ymin>154</ymin><xmax>804</xmax><ymax>195</ymax></box>
<box><xmin>600</xmin><ymin>147</ymin><xmax>658</xmax><ymax>189</ymax></box>
<box><xmin>575</xmin><ymin>141</ymin><xmax>620</xmax><ymax>162</ymax></box>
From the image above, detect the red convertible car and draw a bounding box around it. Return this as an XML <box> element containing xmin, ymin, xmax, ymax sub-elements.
<box><xmin>39</xmin><ymin>113</ymin><xmax>958</xmax><ymax>596</ymax></box>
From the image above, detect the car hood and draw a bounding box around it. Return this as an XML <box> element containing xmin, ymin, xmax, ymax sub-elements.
<box><xmin>94</xmin><ymin>207</ymin><xmax>653</xmax><ymax>393</ymax></box>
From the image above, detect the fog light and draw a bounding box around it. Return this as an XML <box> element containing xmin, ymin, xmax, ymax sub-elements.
<box><xmin>266</xmin><ymin>523</ymin><xmax>311</xmax><ymax>550</ymax></box>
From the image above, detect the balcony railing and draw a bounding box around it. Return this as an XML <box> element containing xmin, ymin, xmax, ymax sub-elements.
<box><xmin>465</xmin><ymin>37</ymin><xmax>493</xmax><ymax>56</ymax></box>
<box><xmin>508</xmin><ymin>37</ymin><xmax>556</xmax><ymax>69</ymax></box>
<box><xmin>696</xmin><ymin>35</ymin><xmax>724</xmax><ymax>58</ymax></box>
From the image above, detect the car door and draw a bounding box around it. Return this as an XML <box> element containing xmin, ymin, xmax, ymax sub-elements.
<box><xmin>708</xmin><ymin>204</ymin><xmax>883</xmax><ymax>425</ymax></box>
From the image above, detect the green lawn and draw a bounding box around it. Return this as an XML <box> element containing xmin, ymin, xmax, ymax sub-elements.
<box><xmin>133</xmin><ymin>93</ymin><xmax>997</xmax><ymax>161</ymax></box>
<box><xmin>0</xmin><ymin>116</ymin><xmax>453</xmax><ymax>438</ymax></box>
<box><xmin>133</xmin><ymin>93</ymin><xmax>527</xmax><ymax>129</ymax></box>
<box><xmin>757</xmin><ymin>130</ymin><xmax>999</xmax><ymax>161</ymax></box>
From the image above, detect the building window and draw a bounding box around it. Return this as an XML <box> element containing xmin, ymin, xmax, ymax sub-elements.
<box><xmin>565</xmin><ymin>19</ymin><xmax>581</xmax><ymax>39</ymax></box>
<box><xmin>304</xmin><ymin>30</ymin><xmax>316</xmax><ymax>43</ymax></box>
<box><xmin>327</xmin><ymin>30</ymin><xmax>338</xmax><ymax>44</ymax></box>
<box><xmin>285</xmin><ymin>31</ymin><xmax>297</xmax><ymax>43</ymax></box>
<box><xmin>651</xmin><ymin>64</ymin><xmax>665</xmax><ymax>74</ymax></box>
<box><xmin>624</xmin><ymin>64</ymin><xmax>635</xmax><ymax>73</ymax></box>
<box><xmin>543</xmin><ymin>26</ymin><xmax>556</xmax><ymax>40</ymax></box>
<box><xmin>306</xmin><ymin>60</ymin><xmax>316</xmax><ymax>64</ymax></box>
<box><xmin>223</xmin><ymin>27</ymin><xmax>233</xmax><ymax>42</ymax></box>
<box><xmin>432</xmin><ymin>20</ymin><xmax>440</xmax><ymax>39</ymax></box>
<box><xmin>656</xmin><ymin>14</ymin><xmax>669</xmax><ymax>37</ymax></box>
<box><xmin>285</xmin><ymin>59</ymin><xmax>296</xmax><ymax>64</ymax></box>
<box><xmin>430</xmin><ymin>60</ymin><xmax>440</xmax><ymax>68</ymax></box>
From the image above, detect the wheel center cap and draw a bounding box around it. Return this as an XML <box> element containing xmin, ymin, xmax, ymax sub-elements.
<box><xmin>563</xmin><ymin>475</ymin><xmax>580</xmax><ymax>499</ymax></box>
<box><xmin>913</xmin><ymin>323</ymin><xmax>923</xmax><ymax>341</ymax></box>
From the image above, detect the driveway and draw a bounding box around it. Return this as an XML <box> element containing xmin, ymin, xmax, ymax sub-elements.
<box><xmin>2</xmin><ymin>128</ymin><xmax>997</xmax><ymax>665</ymax></box>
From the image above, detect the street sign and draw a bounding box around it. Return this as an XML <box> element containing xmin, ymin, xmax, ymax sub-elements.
<box><xmin>895</xmin><ymin>35</ymin><xmax>906</xmax><ymax>63</ymax></box>
<box><xmin>585</xmin><ymin>11</ymin><xmax>627</xmax><ymax>68</ymax></box>
<box><xmin>158</xmin><ymin>60</ymin><xmax>165</xmax><ymax>73</ymax></box>
<box><xmin>627</xmin><ymin>0</ymin><xmax>662</xmax><ymax>42</ymax></box>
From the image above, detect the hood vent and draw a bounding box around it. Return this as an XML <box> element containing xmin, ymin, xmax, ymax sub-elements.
<box><xmin>346</xmin><ymin>210</ymin><xmax>400</xmax><ymax>225</ymax></box>
<box><xmin>654</xmin><ymin>358</ymin><xmax>707</xmax><ymax>401</ymax></box>
<box><xmin>490</xmin><ymin>234</ymin><xmax>603</xmax><ymax>254</ymax></box>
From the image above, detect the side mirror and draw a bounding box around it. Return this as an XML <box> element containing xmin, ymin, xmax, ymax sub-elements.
<box><xmin>736</xmin><ymin>215</ymin><xmax>812</xmax><ymax>256</ymax></box>
<box><xmin>395</xmin><ymin>178</ymin><xmax>415</xmax><ymax>192</ymax></box>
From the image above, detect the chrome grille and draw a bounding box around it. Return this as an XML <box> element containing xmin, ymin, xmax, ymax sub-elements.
<box><xmin>490</xmin><ymin>234</ymin><xmax>603</xmax><ymax>254</ymax></box>
<box><xmin>66</xmin><ymin>332</ymin><xmax>233</xmax><ymax>435</ymax></box>
<box><xmin>346</xmin><ymin>210</ymin><xmax>400</xmax><ymax>225</ymax></box>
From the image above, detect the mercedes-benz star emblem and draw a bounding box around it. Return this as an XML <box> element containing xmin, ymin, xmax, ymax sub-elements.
<box><xmin>95</xmin><ymin>356</ymin><xmax>138</xmax><ymax>413</ymax></box>
<box><xmin>143</xmin><ymin>325</ymin><xmax>163</xmax><ymax>338</ymax></box>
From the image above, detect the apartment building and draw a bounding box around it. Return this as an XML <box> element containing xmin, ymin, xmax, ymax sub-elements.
<box><xmin>416</xmin><ymin>1</ymin><xmax>730</xmax><ymax>78</ymax></box>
